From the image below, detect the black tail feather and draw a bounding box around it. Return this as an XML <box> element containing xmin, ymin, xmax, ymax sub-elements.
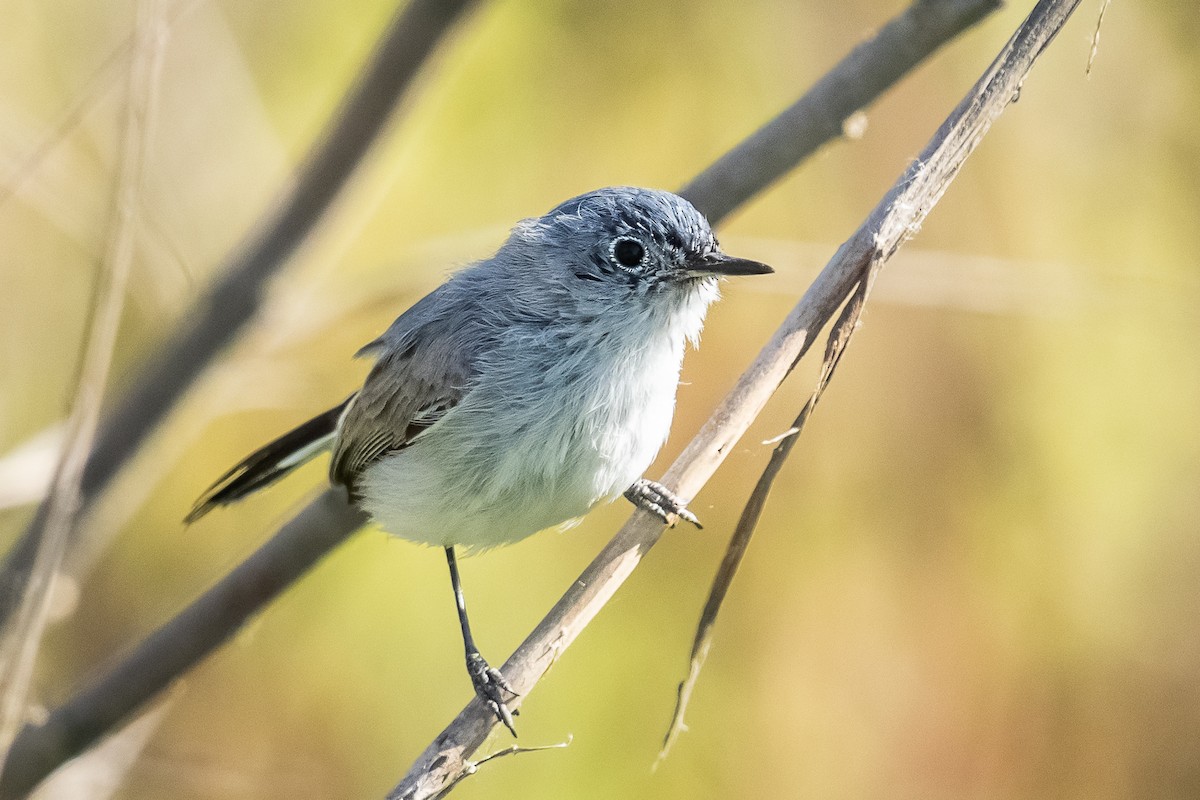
<box><xmin>185</xmin><ymin>395</ymin><xmax>355</xmax><ymax>524</ymax></box>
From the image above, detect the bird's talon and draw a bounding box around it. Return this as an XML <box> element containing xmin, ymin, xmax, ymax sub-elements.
<box><xmin>624</xmin><ymin>479</ymin><xmax>701</xmax><ymax>529</ymax></box>
<box><xmin>467</xmin><ymin>652</ymin><xmax>518</xmax><ymax>736</ymax></box>
<box><xmin>486</xmin><ymin>665</ymin><xmax>516</xmax><ymax>695</ymax></box>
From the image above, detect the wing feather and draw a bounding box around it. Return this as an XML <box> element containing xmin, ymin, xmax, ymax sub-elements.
<box><xmin>331</xmin><ymin>325</ymin><xmax>473</xmax><ymax>494</ymax></box>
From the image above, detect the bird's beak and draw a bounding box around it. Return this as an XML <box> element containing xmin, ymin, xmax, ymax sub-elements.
<box><xmin>685</xmin><ymin>251</ymin><xmax>774</xmax><ymax>278</ymax></box>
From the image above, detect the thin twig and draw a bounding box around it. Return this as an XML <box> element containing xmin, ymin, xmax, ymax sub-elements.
<box><xmin>657</xmin><ymin>263</ymin><xmax>878</xmax><ymax>765</ymax></box>
<box><xmin>1086</xmin><ymin>0</ymin><xmax>1112</xmax><ymax>76</ymax></box>
<box><xmin>0</xmin><ymin>0</ymin><xmax>167</xmax><ymax>776</ymax></box>
<box><xmin>0</xmin><ymin>0</ymin><xmax>482</xmax><ymax>631</ymax></box>
<box><xmin>435</xmin><ymin>736</ymin><xmax>572</xmax><ymax>799</ymax></box>
<box><xmin>391</xmin><ymin>0</ymin><xmax>1082</xmax><ymax>795</ymax></box>
<box><xmin>0</xmin><ymin>1</ymin><xmax>1002</xmax><ymax>797</ymax></box>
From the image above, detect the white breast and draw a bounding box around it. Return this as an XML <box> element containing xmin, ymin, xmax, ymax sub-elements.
<box><xmin>358</xmin><ymin>289</ymin><xmax>712</xmax><ymax>551</ymax></box>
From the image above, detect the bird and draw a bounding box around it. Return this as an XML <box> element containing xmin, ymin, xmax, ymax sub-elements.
<box><xmin>186</xmin><ymin>186</ymin><xmax>772</xmax><ymax>732</ymax></box>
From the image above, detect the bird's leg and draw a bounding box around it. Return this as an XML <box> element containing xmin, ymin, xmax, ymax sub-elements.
<box><xmin>444</xmin><ymin>546</ymin><xmax>518</xmax><ymax>736</ymax></box>
<box><xmin>624</xmin><ymin>478</ymin><xmax>702</xmax><ymax>529</ymax></box>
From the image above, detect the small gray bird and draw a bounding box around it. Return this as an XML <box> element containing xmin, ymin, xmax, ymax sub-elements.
<box><xmin>187</xmin><ymin>186</ymin><xmax>772</xmax><ymax>732</ymax></box>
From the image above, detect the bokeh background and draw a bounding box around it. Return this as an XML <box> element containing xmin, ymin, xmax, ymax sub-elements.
<box><xmin>3</xmin><ymin>0</ymin><xmax>1199</xmax><ymax>798</ymax></box>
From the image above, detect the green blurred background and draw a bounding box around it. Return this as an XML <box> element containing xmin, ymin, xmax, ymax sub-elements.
<box><xmin>3</xmin><ymin>0</ymin><xmax>1199</xmax><ymax>797</ymax></box>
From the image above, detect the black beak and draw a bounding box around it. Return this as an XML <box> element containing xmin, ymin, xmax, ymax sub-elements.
<box><xmin>686</xmin><ymin>251</ymin><xmax>774</xmax><ymax>277</ymax></box>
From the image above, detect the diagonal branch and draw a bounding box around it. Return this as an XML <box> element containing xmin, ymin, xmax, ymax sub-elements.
<box><xmin>391</xmin><ymin>0</ymin><xmax>1082</xmax><ymax>796</ymax></box>
<box><xmin>0</xmin><ymin>0</ymin><xmax>482</xmax><ymax>630</ymax></box>
<box><xmin>680</xmin><ymin>0</ymin><xmax>999</xmax><ymax>222</ymax></box>
<box><xmin>661</xmin><ymin>0</ymin><xmax>1101</xmax><ymax>752</ymax></box>
<box><xmin>0</xmin><ymin>1</ymin><xmax>1001</xmax><ymax>797</ymax></box>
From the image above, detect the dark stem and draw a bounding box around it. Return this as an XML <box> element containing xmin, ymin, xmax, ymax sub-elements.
<box><xmin>0</xmin><ymin>492</ymin><xmax>368</xmax><ymax>800</ymax></box>
<box><xmin>681</xmin><ymin>0</ymin><xmax>1002</xmax><ymax>225</ymax></box>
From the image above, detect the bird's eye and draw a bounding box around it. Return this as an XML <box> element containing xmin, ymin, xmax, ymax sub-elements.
<box><xmin>611</xmin><ymin>237</ymin><xmax>645</xmax><ymax>268</ymax></box>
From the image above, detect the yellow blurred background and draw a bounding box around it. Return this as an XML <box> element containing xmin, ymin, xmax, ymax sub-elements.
<box><xmin>2</xmin><ymin>0</ymin><xmax>1199</xmax><ymax>797</ymax></box>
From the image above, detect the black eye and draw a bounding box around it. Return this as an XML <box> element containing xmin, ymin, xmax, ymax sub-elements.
<box><xmin>612</xmin><ymin>237</ymin><xmax>645</xmax><ymax>268</ymax></box>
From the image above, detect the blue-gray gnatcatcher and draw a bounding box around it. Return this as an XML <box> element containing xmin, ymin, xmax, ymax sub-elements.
<box><xmin>187</xmin><ymin>186</ymin><xmax>772</xmax><ymax>732</ymax></box>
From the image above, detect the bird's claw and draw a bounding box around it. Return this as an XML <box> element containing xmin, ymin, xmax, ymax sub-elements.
<box><xmin>467</xmin><ymin>651</ymin><xmax>519</xmax><ymax>736</ymax></box>
<box><xmin>624</xmin><ymin>479</ymin><xmax>702</xmax><ymax>529</ymax></box>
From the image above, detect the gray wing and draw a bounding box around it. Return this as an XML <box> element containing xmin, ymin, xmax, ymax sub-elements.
<box><xmin>330</xmin><ymin>285</ymin><xmax>479</xmax><ymax>494</ymax></box>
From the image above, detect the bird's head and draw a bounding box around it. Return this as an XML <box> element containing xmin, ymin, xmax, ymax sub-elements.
<box><xmin>506</xmin><ymin>187</ymin><xmax>772</xmax><ymax>303</ymax></box>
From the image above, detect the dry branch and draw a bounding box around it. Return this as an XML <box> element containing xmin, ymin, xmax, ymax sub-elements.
<box><xmin>0</xmin><ymin>0</ymin><xmax>1000</xmax><ymax>797</ymax></box>
<box><xmin>659</xmin><ymin>0</ymin><xmax>1098</xmax><ymax>753</ymax></box>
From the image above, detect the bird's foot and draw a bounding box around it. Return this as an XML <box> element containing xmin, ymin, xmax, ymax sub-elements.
<box><xmin>625</xmin><ymin>479</ymin><xmax>702</xmax><ymax>529</ymax></box>
<box><xmin>467</xmin><ymin>651</ymin><xmax>519</xmax><ymax>736</ymax></box>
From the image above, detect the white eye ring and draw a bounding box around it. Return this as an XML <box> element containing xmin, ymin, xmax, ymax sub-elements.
<box><xmin>610</xmin><ymin>237</ymin><xmax>646</xmax><ymax>269</ymax></box>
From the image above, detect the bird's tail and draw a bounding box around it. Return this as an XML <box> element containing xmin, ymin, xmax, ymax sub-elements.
<box><xmin>185</xmin><ymin>395</ymin><xmax>356</xmax><ymax>524</ymax></box>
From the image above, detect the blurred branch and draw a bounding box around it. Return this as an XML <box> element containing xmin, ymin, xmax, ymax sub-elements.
<box><xmin>0</xmin><ymin>0</ymin><xmax>167</xmax><ymax>778</ymax></box>
<box><xmin>0</xmin><ymin>0</ymin><xmax>482</xmax><ymax>630</ymax></box>
<box><xmin>31</xmin><ymin>699</ymin><xmax>173</xmax><ymax>800</ymax></box>
<box><xmin>681</xmin><ymin>0</ymin><xmax>1000</xmax><ymax>223</ymax></box>
<box><xmin>0</xmin><ymin>426</ymin><xmax>63</xmax><ymax>512</ymax></box>
<box><xmin>0</xmin><ymin>0</ymin><xmax>1002</xmax><ymax>796</ymax></box>
<box><xmin>392</xmin><ymin>0</ymin><xmax>1082</xmax><ymax>795</ymax></box>
<box><xmin>0</xmin><ymin>492</ymin><xmax>367</xmax><ymax>800</ymax></box>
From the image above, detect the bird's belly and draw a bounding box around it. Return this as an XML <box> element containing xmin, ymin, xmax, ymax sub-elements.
<box><xmin>357</xmin><ymin>343</ymin><xmax>681</xmax><ymax>551</ymax></box>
